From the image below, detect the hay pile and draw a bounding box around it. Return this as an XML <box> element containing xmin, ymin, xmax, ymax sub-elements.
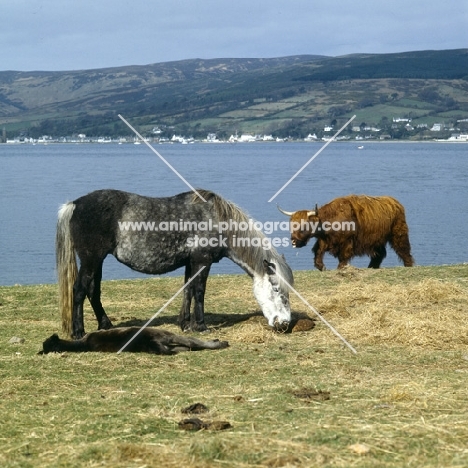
<box><xmin>223</xmin><ymin>267</ymin><xmax>468</xmax><ymax>350</ymax></box>
<box><xmin>297</xmin><ymin>271</ymin><xmax>468</xmax><ymax>349</ymax></box>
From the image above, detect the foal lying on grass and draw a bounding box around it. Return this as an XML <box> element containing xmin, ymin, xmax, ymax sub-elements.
<box><xmin>39</xmin><ymin>327</ymin><xmax>229</xmax><ymax>355</ymax></box>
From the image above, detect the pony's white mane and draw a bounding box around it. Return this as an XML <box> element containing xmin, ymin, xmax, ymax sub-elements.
<box><xmin>192</xmin><ymin>190</ymin><xmax>294</xmax><ymax>290</ymax></box>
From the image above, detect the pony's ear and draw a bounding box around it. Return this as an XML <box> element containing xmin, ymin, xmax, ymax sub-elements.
<box><xmin>41</xmin><ymin>333</ymin><xmax>60</xmax><ymax>354</ymax></box>
<box><xmin>49</xmin><ymin>333</ymin><xmax>60</xmax><ymax>343</ymax></box>
<box><xmin>263</xmin><ymin>260</ymin><xmax>276</xmax><ymax>275</ymax></box>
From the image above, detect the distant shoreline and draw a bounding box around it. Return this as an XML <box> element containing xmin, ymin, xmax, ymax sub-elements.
<box><xmin>1</xmin><ymin>139</ymin><xmax>466</xmax><ymax>146</ymax></box>
<box><xmin>2</xmin><ymin>263</ymin><xmax>467</xmax><ymax>288</ymax></box>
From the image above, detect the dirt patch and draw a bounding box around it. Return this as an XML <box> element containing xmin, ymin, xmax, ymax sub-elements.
<box><xmin>290</xmin><ymin>317</ymin><xmax>315</xmax><ymax>333</ymax></box>
<box><xmin>290</xmin><ymin>388</ymin><xmax>331</xmax><ymax>402</ymax></box>
<box><xmin>178</xmin><ymin>418</ymin><xmax>232</xmax><ymax>431</ymax></box>
<box><xmin>181</xmin><ymin>403</ymin><xmax>209</xmax><ymax>414</ymax></box>
<box><xmin>263</xmin><ymin>454</ymin><xmax>304</xmax><ymax>467</ymax></box>
<box><xmin>178</xmin><ymin>402</ymin><xmax>232</xmax><ymax>431</ymax></box>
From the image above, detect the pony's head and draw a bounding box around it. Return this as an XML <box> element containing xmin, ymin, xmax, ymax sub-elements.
<box><xmin>40</xmin><ymin>334</ymin><xmax>62</xmax><ymax>354</ymax></box>
<box><xmin>253</xmin><ymin>260</ymin><xmax>291</xmax><ymax>332</ymax></box>
<box><xmin>201</xmin><ymin>190</ymin><xmax>293</xmax><ymax>331</ymax></box>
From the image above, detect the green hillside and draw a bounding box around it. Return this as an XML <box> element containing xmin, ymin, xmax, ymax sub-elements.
<box><xmin>1</xmin><ymin>49</ymin><xmax>467</xmax><ymax>140</ymax></box>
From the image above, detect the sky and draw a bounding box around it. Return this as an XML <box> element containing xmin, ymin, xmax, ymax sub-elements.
<box><xmin>1</xmin><ymin>0</ymin><xmax>467</xmax><ymax>72</ymax></box>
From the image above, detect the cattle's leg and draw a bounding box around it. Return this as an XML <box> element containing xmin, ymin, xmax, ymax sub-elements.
<box><xmin>368</xmin><ymin>245</ymin><xmax>387</xmax><ymax>268</ymax></box>
<box><xmin>390</xmin><ymin>220</ymin><xmax>414</xmax><ymax>267</ymax></box>
<box><xmin>312</xmin><ymin>240</ymin><xmax>327</xmax><ymax>271</ymax></box>
<box><xmin>86</xmin><ymin>261</ymin><xmax>113</xmax><ymax>331</ymax></box>
<box><xmin>336</xmin><ymin>240</ymin><xmax>354</xmax><ymax>269</ymax></box>
<box><xmin>178</xmin><ymin>264</ymin><xmax>193</xmax><ymax>332</ymax></box>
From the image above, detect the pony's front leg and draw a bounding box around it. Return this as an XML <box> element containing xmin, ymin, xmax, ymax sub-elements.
<box><xmin>190</xmin><ymin>263</ymin><xmax>211</xmax><ymax>333</ymax></box>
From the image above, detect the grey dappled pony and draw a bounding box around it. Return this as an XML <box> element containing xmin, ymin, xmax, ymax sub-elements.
<box><xmin>56</xmin><ymin>189</ymin><xmax>293</xmax><ymax>339</ymax></box>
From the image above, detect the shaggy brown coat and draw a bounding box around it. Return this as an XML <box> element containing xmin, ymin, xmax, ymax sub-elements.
<box><xmin>286</xmin><ymin>195</ymin><xmax>414</xmax><ymax>270</ymax></box>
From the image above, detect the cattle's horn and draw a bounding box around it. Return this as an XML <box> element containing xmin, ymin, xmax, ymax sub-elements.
<box><xmin>277</xmin><ymin>205</ymin><xmax>295</xmax><ymax>216</ymax></box>
<box><xmin>307</xmin><ymin>203</ymin><xmax>318</xmax><ymax>217</ymax></box>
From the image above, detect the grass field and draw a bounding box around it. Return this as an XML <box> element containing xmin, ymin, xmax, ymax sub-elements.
<box><xmin>1</xmin><ymin>264</ymin><xmax>468</xmax><ymax>467</ymax></box>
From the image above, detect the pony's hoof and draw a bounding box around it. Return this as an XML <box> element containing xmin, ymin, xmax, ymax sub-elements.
<box><xmin>192</xmin><ymin>324</ymin><xmax>210</xmax><ymax>334</ymax></box>
<box><xmin>179</xmin><ymin>320</ymin><xmax>191</xmax><ymax>332</ymax></box>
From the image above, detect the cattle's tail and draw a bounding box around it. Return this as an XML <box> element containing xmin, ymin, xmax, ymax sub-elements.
<box><xmin>56</xmin><ymin>202</ymin><xmax>77</xmax><ymax>336</ymax></box>
<box><xmin>390</xmin><ymin>209</ymin><xmax>415</xmax><ymax>267</ymax></box>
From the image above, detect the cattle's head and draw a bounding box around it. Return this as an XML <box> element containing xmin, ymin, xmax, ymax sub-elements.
<box><xmin>277</xmin><ymin>205</ymin><xmax>319</xmax><ymax>248</ymax></box>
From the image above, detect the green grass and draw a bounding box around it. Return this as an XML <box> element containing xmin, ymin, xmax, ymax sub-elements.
<box><xmin>1</xmin><ymin>264</ymin><xmax>468</xmax><ymax>467</ymax></box>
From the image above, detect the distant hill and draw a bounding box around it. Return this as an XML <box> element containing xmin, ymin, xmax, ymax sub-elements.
<box><xmin>1</xmin><ymin>49</ymin><xmax>467</xmax><ymax>140</ymax></box>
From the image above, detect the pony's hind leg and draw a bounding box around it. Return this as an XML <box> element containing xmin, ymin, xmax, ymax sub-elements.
<box><xmin>72</xmin><ymin>257</ymin><xmax>111</xmax><ymax>339</ymax></box>
<box><xmin>86</xmin><ymin>262</ymin><xmax>113</xmax><ymax>331</ymax></box>
<box><xmin>72</xmin><ymin>266</ymin><xmax>91</xmax><ymax>339</ymax></box>
<box><xmin>167</xmin><ymin>335</ymin><xmax>229</xmax><ymax>352</ymax></box>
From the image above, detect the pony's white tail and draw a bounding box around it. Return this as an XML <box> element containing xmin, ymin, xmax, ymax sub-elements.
<box><xmin>56</xmin><ymin>202</ymin><xmax>77</xmax><ymax>337</ymax></box>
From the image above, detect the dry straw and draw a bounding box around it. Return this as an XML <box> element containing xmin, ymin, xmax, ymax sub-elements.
<box><xmin>204</xmin><ymin>266</ymin><xmax>467</xmax><ymax>351</ymax></box>
<box><xmin>293</xmin><ymin>267</ymin><xmax>468</xmax><ymax>350</ymax></box>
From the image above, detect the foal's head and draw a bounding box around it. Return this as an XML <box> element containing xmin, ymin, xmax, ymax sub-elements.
<box><xmin>39</xmin><ymin>334</ymin><xmax>62</xmax><ymax>354</ymax></box>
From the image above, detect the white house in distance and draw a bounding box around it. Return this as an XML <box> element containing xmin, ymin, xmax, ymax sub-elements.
<box><xmin>228</xmin><ymin>133</ymin><xmax>257</xmax><ymax>142</ymax></box>
<box><xmin>304</xmin><ymin>133</ymin><xmax>318</xmax><ymax>141</ymax></box>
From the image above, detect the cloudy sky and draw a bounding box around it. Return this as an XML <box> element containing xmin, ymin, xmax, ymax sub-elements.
<box><xmin>2</xmin><ymin>0</ymin><xmax>467</xmax><ymax>72</ymax></box>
